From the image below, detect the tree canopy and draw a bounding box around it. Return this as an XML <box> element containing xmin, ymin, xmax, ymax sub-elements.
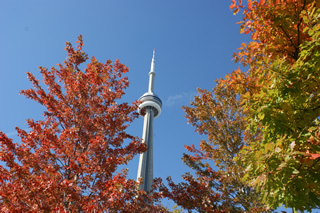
<box><xmin>163</xmin><ymin>0</ymin><xmax>320</xmax><ymax>212</ymax></box>
<box><xmin>0</xmin><ymin>36</ymin><xmax>166</xmax><ymax>212</ymax></box>
<box><xmin>161</xmin><ymin>80</ymin><xmax>268</xmax><ymax>212</ymax></box>
<box><xmin>229</xmin><ymin>0</ymin><xmax>320</xmax><ymax>211</ymax></box>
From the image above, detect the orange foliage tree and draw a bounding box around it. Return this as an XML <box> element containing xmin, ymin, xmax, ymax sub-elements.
<box><xmin>160</xmin><ymin>80</ymin><xmax>269</xmax><ymax>212</ymax></box>
<box><xmin>0</xmin><ymin>36</ymin><xmax>167</xmax><ymax>212</ymax></box>
<box><xmin>163</xmin><ymin>0</ymin><xmax>320</xmax><ymax>212</ymax></box>
<box><xmin>227</xmin><ymin>0</ymin><xmax>320</xmax><ymax>211</ymax></box>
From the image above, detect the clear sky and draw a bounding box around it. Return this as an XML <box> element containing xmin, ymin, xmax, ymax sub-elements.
<box><xmin>0</xmin><ymin>0</ymin><xmax>292</xmax><ymax>211</ymax></box>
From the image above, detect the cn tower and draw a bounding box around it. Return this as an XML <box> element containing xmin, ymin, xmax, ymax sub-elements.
<box><xmin>137</xmin><ymin>50</ymin><xmax>162</xmax><ymax>192</ymax></box>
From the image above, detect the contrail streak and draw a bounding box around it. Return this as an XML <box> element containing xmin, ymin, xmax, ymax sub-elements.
<box><xmin>4</xmin><ymin>128</ymin><xmax>32</xmax><ymax>137</ymax></box>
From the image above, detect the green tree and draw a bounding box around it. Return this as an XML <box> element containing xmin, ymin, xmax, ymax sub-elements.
<box><xmin>163</xmin><ymin>0</ymin><xmax>320</xmax><ymax>212</ymax></box>
<box><xmin>228</xmin><ymin>0</ymin><xmax>320</xmax><ymax>211</ymax></box>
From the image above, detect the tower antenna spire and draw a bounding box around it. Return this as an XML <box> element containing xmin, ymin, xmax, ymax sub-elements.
<box><xmin>148</xmin><ymin>49</ymin><xmax>156</xmax><ymax>93</ymax></box>
<box><xmin>137</xmin><ymin>50</ymin><xmax>162</xmax><ymax>193</ymax></box>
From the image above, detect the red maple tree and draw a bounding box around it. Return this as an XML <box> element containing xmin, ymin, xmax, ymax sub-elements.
<box><xmin>0</xmin><ymin>36</ymin><xmax>167</xmax><ymax>212</ymax></box>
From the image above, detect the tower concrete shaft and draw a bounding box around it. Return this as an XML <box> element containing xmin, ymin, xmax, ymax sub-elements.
<box><xmin>137</xmin><ymin>50</ymin><xmax>162</xmax><ymax>192</ymax></box>
<box><xmin>137</xmin><ymin>107</ymin><xmax>154</xmax><ymax>192</ymax></box>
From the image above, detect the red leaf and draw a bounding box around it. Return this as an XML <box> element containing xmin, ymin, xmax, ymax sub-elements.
<box><xmin>310</xmin><ymin>153</ymin><xmax>320</xmax><ymax>159</ymax></box>
<box><xmin>248</xmin><ymin>2</ymin><xmax>253</xmax><ymax>10</ymax></box>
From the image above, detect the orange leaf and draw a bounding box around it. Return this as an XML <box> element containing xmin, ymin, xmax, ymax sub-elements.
<box><xmin>310</xmin><ymin>153</ymin><xmax>320</xmax><ymax>159</ymax></box>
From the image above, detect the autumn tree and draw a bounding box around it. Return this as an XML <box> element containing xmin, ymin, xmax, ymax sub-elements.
<box><xmin>227</xmin><ymin>0</ymin><xmax>320</xmax><ymax>211</ymax></box>
<box><xmin>160</xmin><ymin>79</ymin><xmax>269</xmax><ymax>212</ymax></box>
<box><xmin>163</xmin><ymin>0</ymin><xmax>320</xmax><ymax>212</ymax></box>
<box><xmin>0</xmin><ymin>36</ymin><xmax>167</xmax><ymax>212</ymax></box>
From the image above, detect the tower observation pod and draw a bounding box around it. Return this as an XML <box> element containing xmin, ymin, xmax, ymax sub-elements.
<box><xmin>137</xmin><ymin>50</ymin><xmax>162</xmax><ymax>192</ymax></box>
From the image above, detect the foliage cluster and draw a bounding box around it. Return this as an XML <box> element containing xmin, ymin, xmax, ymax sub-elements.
<box><xmin>163</xmin><ymin>0</ymin><xmax>320</xmax><ymax>212</ymax></box>
<box><xmin>0</xmin><ymin>36</ymin><xmax>167</xmax><ymax>212</ymax></box>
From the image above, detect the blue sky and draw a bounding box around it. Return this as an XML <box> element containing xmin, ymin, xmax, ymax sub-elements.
<box><xmin>0</xmin><ymin>0</ymin><xmax>295</xmax><ymax>211</ymax></box>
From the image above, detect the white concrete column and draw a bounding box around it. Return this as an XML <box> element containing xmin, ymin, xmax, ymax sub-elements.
<box><xmin>137</xmin><ymin>107</ymin><xmax>154</xmax><ymax>192</ymax></box>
